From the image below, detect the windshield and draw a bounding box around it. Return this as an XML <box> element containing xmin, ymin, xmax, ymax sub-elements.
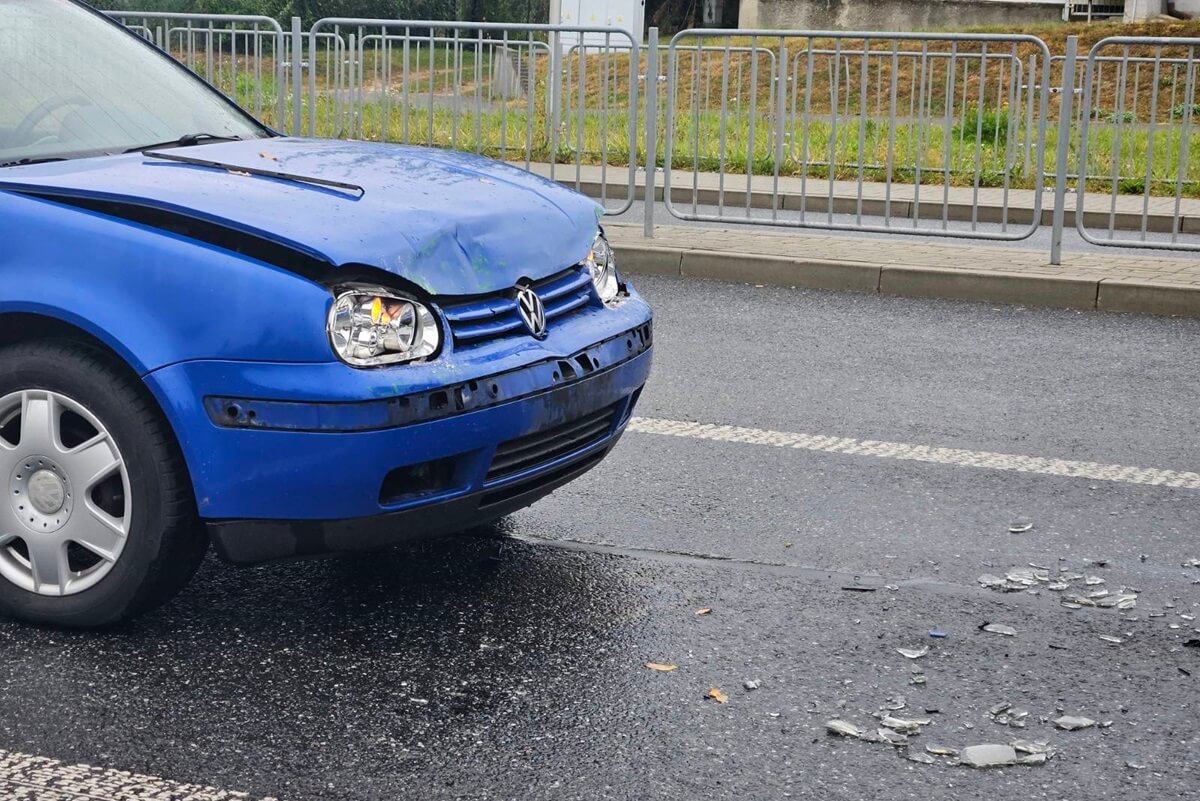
<box><xmin>0</xmin><ymin>0</ymin><xmax>267</xmax><ymax>166</ymax></box>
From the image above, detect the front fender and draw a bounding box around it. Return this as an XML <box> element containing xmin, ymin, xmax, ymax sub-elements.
<box><xmin>0</xmin><ymin>190</ymin><xmax>334</xmax><ymax>374</ymax></box>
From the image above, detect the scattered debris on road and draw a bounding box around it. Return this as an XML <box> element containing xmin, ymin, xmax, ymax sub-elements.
<box><xmin>897</xmin><ymin>646</ymin><xmax>929</xmax><ymax>659</ymax></box>
<box><xmin>705</xmin><ymin>687</ymin><xmax>729</xmax><ymax>704</ymax></box>
<box><xmin>980</xmin><ymin>623</ymin><xmax>1017</xmax><ymax>636</ymax></box>
<box><xmin>826</xmin><ymin>720</ymin><xmax>864</xmax><ymax>738</ymax></box>
<box><xmin>645</xmin><ymin>662</ymin><xmax>677</xmax><ymax>672</ymax></box>
<box><xmin>1053</xmin><ymin>715</ymin><xmax>1096</xmax><ymax>731</ymax></box>
<box><xmin>743</xmin><ymin>680</ymin><xmax>760</xmax><ymax>691</ymax></box>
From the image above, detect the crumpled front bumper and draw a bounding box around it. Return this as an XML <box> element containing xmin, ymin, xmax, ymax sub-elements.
<box><xmin>143</xmin><ymin>297</ymin><xmax>652</xmax><ymax>564</ymax></box>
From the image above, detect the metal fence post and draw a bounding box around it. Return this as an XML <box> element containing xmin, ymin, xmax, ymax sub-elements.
<box><xmin>1050</xmin><ymin>35</ymin><xmax>1078</xmax><ymax>265</ymax></box>
<box><xmin>290</xmin><ymin>16</ymin><xmax>303</xmax><ymax>135</ymax></box>
<box><xmin>644</xmin><ymin>27</ymin><xmax>659</xmax><ymax>238</ymax></box>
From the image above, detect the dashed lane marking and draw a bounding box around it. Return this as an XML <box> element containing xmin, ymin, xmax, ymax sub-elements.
<box><xmin>628</xmin><ymin>417</ymin><xmax>1200</xmax><ymax>490</ymax></box>
<box><xmin>0</xmin><ymin>749</ymin><xmax>278</xmax><ymax>801</ymax></box>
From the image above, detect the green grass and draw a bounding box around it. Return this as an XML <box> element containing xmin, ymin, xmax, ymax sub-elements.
<box><xmin>189</xmin><ymin>46</ymin><xmax>1200</xmax><ymax>198</ymax></box>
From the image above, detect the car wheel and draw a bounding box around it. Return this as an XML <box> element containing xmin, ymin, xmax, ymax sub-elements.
<box><xmin>0</xmin><ymin>341</ymin><xmax>206</xmax><ymax>627</ymax></box>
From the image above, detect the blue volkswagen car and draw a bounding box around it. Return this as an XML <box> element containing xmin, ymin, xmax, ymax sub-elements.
<box><xmin>0</xmin><ymin>0</ymin><xmax>652</xmax><ymax>627</ymax></box>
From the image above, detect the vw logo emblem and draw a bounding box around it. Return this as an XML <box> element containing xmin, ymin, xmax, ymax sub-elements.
<box><xmin>515</xmin><ymin>285</ymin><xmax>547</xmax><ymax>338</ymax></box>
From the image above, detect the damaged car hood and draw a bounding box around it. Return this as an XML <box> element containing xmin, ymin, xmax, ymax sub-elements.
<box><xmin>0</xmin><ymin>138</ymin><xmax>604</xmax><ymax>296</ymax></box>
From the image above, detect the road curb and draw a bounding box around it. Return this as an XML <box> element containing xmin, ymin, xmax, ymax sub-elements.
<box><xmin>615</xmin><ymin>241</ymin><xmax>1200</xmax><ymax>318</ymax></box>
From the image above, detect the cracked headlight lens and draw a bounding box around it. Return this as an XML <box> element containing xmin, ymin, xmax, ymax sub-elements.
<box><xmin>328</xmin><ymin>287</ymin><xmax>440</xmax><ymax>366</ymax></box>
<box><xmin>585</xmin><ymin>230</ymin><xmax>620</xmax><ymax>304</ymax></box>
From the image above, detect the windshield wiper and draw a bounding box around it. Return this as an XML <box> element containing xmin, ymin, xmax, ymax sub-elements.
<box><xmin>123</xmin><ymin>133</ymin><xmax>242</xmax><ymax>154</ymax></box>
<box><xmin>140</xmin><ymin>150</ymin><xmax>365</xmax><ymax>197</ymax></box>
<box><xmin>0</xmin><ymin>156</ymin><xmax>68</xmax><ymax>169</ymax></box>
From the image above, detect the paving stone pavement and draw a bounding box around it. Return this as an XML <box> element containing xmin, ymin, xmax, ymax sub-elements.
<box><xmin>0</xmin><ymin>749</ymin><xmax>276</xmax><ymax>801</ymax></box>
<box><xmin>522</xmin><ymin>161</ymin><xmax>1200</xmax><ymax>233</ymax></box>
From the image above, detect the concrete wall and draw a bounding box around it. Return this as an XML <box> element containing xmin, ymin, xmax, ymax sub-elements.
<box><xmin>737</xmin><ymin>0</ymin><xmax>1065</xmax><ymax>30</ymax></box>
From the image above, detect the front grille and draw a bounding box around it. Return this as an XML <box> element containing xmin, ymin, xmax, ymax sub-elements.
<box><xmin>486</xmin><ymin>403</ymin><xmax>619</xmax><ymax>482</ymax></box>
<box><xmin>440</xmin><ymin>267</ymin><xmax>595</xmax><ymax>347</ymax></box>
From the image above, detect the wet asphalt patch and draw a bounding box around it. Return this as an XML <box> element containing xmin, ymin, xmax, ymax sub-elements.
<box><xmin>0</xmin><ymin>536</ymin><xmax>1195</xmax><ymax>800</ymax></box>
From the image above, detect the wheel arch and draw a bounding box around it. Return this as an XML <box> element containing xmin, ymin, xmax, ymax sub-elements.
<box><xmin>0</xmin><ymin>311</ymin><xmax>199</xmax><ymax>508</ymax></box>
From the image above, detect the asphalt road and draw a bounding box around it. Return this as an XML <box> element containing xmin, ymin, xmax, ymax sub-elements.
<box><xmin>1</xmin><ymin>277</ymin><xmax>1198</xmax><ymax>800</ymax></box>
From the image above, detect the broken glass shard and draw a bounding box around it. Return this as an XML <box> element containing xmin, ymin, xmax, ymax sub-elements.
<box><xmin>960</xmin><ymin>744</ymin><xmax>1018</xmax><ymax>768</ymax></box>
<box><xmin>1053</xmin><ymin>716</ymin><xmax>1096</xmax><ymax>731</ymax></box>
<box><xmin>880</xmin><ymin>716</ymin><xmax>922</xmax><ymax>734</ymax></box>
<box><xmin>825</xmin><ymin>720</ymin><xmax>864</xmax><ymax>738</ymax></box>
<box><xmin>897</xmin><ymin>646</ymin><xmax>929</xmax><ymax>659</ymax></box>
<box><xmin>982</xmin><ymin>623</ymin><xmax>1017</xmax><ymax>636</ymax></box>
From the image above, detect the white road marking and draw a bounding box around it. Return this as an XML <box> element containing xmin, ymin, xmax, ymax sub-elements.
<box><xmin>628</xmin><ymin>417</ymin><xmax>1200</xmax><ymax>490</ymax></box>
<box><xmin>0</xmin><ymin>749</ymin><xmax>278</xmax><ymax>801</ymax></box>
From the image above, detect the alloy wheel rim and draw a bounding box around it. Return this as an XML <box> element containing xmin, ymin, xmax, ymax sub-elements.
<box><xmin>0</xmin><ymin>390</ymin><xmax>130</xmax><ymax>597</ymax></box>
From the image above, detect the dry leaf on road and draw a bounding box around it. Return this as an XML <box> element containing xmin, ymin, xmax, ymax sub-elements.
<box><xmin>705</xmin><ymin>687</ymin><xmax>729</xmax><ymax>704</ymax></box>
<box><xmin>645</xmin><ymin>662</ymin><xmax>677</xmax><ymax>672</ymax></box>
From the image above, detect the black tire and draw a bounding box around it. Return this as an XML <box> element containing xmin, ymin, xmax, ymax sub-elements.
<box><xmin>0</xmin><ymin>341</ymin><xmax>207</xmax><ymax>627</ymax></box>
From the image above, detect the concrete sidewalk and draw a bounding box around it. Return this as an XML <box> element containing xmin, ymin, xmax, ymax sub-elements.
<box><xmin>606</xmin><ymin>222</ymin><xmax>1200</xmax><ymax>317</ymax></box>
<box><xmin>522</xmin><ymin>162</ymin><xmax>1200</xmax><ymax>234</ymax></box>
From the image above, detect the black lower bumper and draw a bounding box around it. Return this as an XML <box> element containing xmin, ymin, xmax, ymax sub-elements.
<box><xmin>206</xmin><ymin>432</ymin><xmax>621</xmax><ymax>565</ymax></box>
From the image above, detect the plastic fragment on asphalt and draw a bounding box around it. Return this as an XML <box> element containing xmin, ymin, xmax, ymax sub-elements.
<box><xmin>1012</xmin><ymin>739</ymin><xmax>1052</xmax><ymax>755</ymax></box>
<box><xmin>1053</xmin><ymin>716</ymin><xmax>1096</xmax><ymax>731</ymax></box>
<box><xmin>897</xmin><ymin>646</ymin><xmax>930</xmax><ymax>659</ymax></box>
<box><xmin>695</xmin><ymin>607</ymin><xmax>713</xmax><ymax>616</ymax></box>
<box><xmin>907</xmin><ymin>751</ymin><xmax>937</xmax><ymax>764</ymax></box>
<box><xmin>840</xmin><ymin>586</ymin><xmax>876</xmax><ymax>592</ymax></box>
<box><xmin>959</xmin><ymin>744</ymin><xmax>1018</xmax><ymax>768</ymax></box>
<box><xmin>743</xmin><ymin>680</ymin><xmax>760</xmax><ymax>691</ymax></box>
<box><xmin>883</xmin><ymin>695</ymin><xmax>906</xmax><ymax>711</ymax></box>
<box><xmin>988</xmin><ymin>702</ymin><xmax>1012</xmax><ymax>716</ymax></box>
<box><xmin>910</xmin><ymin>674</ymin><xmax>927</xmax><ymax>685</ymax></box>
<box><xmin>981</xmin><ymin>623</ymin><xmax>1017</xmax><ymax>637</ymax></box>
<box><xmin>877</xmin><ymin>728</ymin><xmax>909</xmax><ymax>746</ymax></box>
<box><xmin>825</xmin><ymin>720</ymin><xmax>865</xmax><ymax>738</ymax></box>
<box><xmin>705</xmin><ymin>687</ymin><xmax>728</xmax><ymax>704</ymax></box>
<box><xmin>928</xmin><ymin>630</ymin><xmax>948</xmax><ymax>638</ymax></box>
<box><xmin>1085</xmin><ymin>576</ymin><xmax>1106</xmax><ymax>586</ymax></box>
<box><xmin>645</xmin><ymin>662</ymin><xmax>678</xmax><ymax>672</ymax></box>
<box><xmin>1008</xmin><ymin>521</ymin><xmax>1034</xmax><ymax>533</ymax></box>
<box><xmin>1097</xmin><ymin>635</ymin><xmax>1125</xmax><ymax>644</ymax></box>
<box><xmin>1016</xmin><ymin>753</ymin><xmax>1048</xmax><ymax>765</ymax></box>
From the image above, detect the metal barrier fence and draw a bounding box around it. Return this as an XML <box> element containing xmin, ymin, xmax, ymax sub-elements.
<box><xmin>1075</xmin><ymin>36</ymin><xmax>1200</xmax><ymax>251</ymax></box>
<box><xmin>103</xmin><ymin>11</ymin><xmax>294</xmax><ymax>133</ymax></box>
<box><xmin>306</xmin><ymin>18</ymin><xmax>640</xmax><ymax>214</ymax></box>
<box><xmin>98</xmin><ymin>14</ymin><xmax>1200</xmax><ymax>258</ymax></box>
<box><xmin>662</xmin><ymin>29</ymin><xmax>1052</xmax><ymax>240</ymax></box>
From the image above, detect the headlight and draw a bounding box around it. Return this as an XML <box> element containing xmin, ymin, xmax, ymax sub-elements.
<box><xmin>585</xmin><ymin>230</ymin><xmax>620</xmax><ymax>304</ymax></box>
<box><xmin>327</xmin><ymin>286</ymin><xmax>440</xmax><ymax>366</ymax></box>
